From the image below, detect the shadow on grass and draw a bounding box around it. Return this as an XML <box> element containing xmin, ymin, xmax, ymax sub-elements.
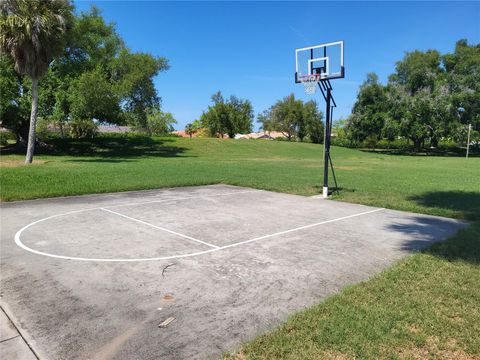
<box><xmin>313</xmin><ymin>185</ymin><xmax>352</xmax><ymax>195</ymax></box>
<box><xmin>409</xmin><ymin>191</ymin><xmax>480</xmax><ymax>221</ymax></box>
<box><xmin>0</xmin><ymin>135</ymin><xmax>190</xmax><ymax>161</ymax></box>
<box><xmin>388</xmin><ymin>216</ymin><xmax>479</xmax><ymax>265</ymax></box>
<box><xmin>391</xmin><ymin>191</ymin><xmax>480</xmax><ymax>264</ymax></box>
<box><xmin>425</xmin><ymin>222</ymin><xmax>480</xmax><ymax>264</ymax></box>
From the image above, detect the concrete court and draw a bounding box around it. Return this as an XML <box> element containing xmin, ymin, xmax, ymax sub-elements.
<box><xmin>0</xmin><ymin>184</ymin><xmax>467</xmax><ymax>359</ymax></box>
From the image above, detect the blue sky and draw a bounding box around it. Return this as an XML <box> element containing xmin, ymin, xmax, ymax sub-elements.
<box><xmin>74</xmin><ymin>1</ymin><xmax>480</xmax><ymax>131</ymax></box>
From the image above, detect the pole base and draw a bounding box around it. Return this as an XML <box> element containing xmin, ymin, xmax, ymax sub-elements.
<box><xmin>322</xmin><ymin>186</ymin><xmax>329</xmax><ymax>198</ymax></box>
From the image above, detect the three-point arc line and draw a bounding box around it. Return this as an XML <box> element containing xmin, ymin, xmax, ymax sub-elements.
<box><xmin>14</xmin><ymin>206</ymin><xmax>385</xmax><ymax>262</ymax></box>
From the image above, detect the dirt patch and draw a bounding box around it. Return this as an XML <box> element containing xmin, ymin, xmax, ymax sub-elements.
<box><xmin>224</xmin><ymin>350</ymin><xmax>247</xmax><ymax>360</ymax></box>
<box><xmin>397</xmin><ymin>336</ymin><xmax>478</xmax><ymax>360</ymax></box>
<box><xmin>320</xmin><ymin>350</ymin><xmax>352</xmax><ymax>360</ymax></box>
<box><xmin>0</xmin><ymin>159</ymin><xmax>47</xmax><ymax>168</ymax></box>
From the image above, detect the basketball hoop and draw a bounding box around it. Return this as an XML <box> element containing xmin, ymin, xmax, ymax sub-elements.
<box><xmin>303</xmin><ymin>80</ymin><xmax>317</xmax><ymax>94</ymax></box>
<box><xmin>299</xmin><ymin>74</ymin><xmax>321</xmax><ymax>95</ymax></box>
<box><xmin>295</xmin><ymin>40</ymin><xmax>345</xmax><ymax>198</ymax></box>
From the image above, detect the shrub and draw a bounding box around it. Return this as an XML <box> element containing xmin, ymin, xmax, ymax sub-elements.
<box><xmin>0</xmin><ymin>130</ymin><xmax>14</xmax><ymax>146</ymax></box>
<box><xmin>70</xmin><ymin>119</ymin><xmax>98</xmax><ymax>139</ymax></box>
<box><xmin>35</xmin><ymin>117</ymin><xmax>53</xmax><ymax>142</ymax></box>
<box><xmin>331</xmin><ymin>137</ymin><xmax>356</xmax><ymax>148</ymax></box>
<box><xmin>365</xmin><ymin>135</ymin><xmax>379</xmax><ymax>148</ymax></box>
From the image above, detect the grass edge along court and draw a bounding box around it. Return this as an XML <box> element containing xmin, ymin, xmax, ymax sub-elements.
<box><xmin>225</xmin><ymin>223</ymin><xmax>480</xmax><ymax>360</ymax></box>
<box><xmin>1</xmin><ymin>135</ymin><xmax>479</xmax><ymax>359</ymax></box>
<box><xmin>1</xmin><ymin>135</ymin><xmax>478</xmax><ymax>220</ymax></box>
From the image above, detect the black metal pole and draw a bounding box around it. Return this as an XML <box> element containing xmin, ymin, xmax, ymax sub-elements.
<box><xmin>323</xmin><ymin>87</ymin><xmax>332</xmax><ymax>197</ymax></box>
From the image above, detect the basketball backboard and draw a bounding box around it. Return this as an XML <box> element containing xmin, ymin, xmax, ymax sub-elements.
<box><xmin>295</xmin><ymin>41</ymin><xmax>344</xmax><ymax>83</ymax></box>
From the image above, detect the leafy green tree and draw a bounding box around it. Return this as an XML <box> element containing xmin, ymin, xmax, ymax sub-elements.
<box><xmin>338</xmin><ymin>40</ymin><xmax>479</xmax><ymax>151</ymax></box>
<box><xmin>50</xmin><ymin>86</ymin><xmax>70</xmax><ymax>137</ymax></box>
<box><xmin>146</xmin><ymin>110</ymin><xmax>176</xmax><ymax>135</ymax></box>
<box><xmin>389</xmin><ymin>49</ymin><xmax>442</xmax><ymax>94</ymax></box>
<box><xmin>387</xmin><ymin>49</ymin><xmax>452</xmax><ymax>148</ymax></box>
<box><xmin>113</xmin><ymin>50</ymin><xmax>169</xmax><ymax>130</ymax></box>
<box><xmin>346</xmin><ymin>73</ymin><xmax>389</xmax><ymax>143</ymax></box>
<box><xmin>1</xmin><ymin>5</ymin><xmax>170</xmax><ymax>144</ymax></box>
<box><xmin>0</xmin><ymin>55</ymin><xmax>30</xmax><ymax>142</ymax></box>
<box><xmin>200</xmin><ymin>91</ymin><xmax>253</xmax><ymax>138</ymax></box>
<box><xmin>0</xmin><ymin>0</ymin><xmax>74</xmax><ymax>163</ymax></box>
<box><xmin>36</xmin><ymin>6</ymin><xmax>124</xmax><ymax>125</ymax></box>
<box><xmin>258</xmin><ymin>94</ymin><xmax>304</xmax><ymax>141</ymax></box>
<box><xmin>69</xmin><ymin>66</ymin><xmax>120</xmax><ymax>123</ymax></box>
<box><xmin>443</xmin><ymin>39</ymin><xmax>480</xmax><ymax>146</ymax></box>
<box><xmin>258</xmin><ymin>94</ymin><xmax>324</xmax><ymax>142</ymax></box>
<box><xmin>303</xmin><ymin>100</ymin><xmax>324</xmax><ymax>144</ymax></box>
<box><xmin>64</xmin><ymin>6</ymin><xmax>124</xmax><ymax>75</ymax></box>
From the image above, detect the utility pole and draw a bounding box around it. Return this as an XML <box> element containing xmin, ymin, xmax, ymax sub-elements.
<box><xmin>466</xmin><ymin>123</ymin><xmax>472</xmax><ymax>159</ymax></box>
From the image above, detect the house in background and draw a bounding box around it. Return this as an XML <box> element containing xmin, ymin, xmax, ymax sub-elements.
<box><xmin>98</xmin><ymin>125</ymin><xmax>131</xmax><ymax>133</ymax></box>
<box><xmin>234</xmin><ymin>131</ymin><xmax>286</xmax><ymax>140</ymax></box>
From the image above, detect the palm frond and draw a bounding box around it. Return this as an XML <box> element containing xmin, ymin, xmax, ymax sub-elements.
<box><xmin>0</xmin><ymin>0</ymin><xmax>73</xmax><ymax>79</ymax></box>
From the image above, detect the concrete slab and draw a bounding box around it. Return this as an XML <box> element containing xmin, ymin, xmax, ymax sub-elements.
<box><xmin>1</xmin><ymin>309</ymin><xmax>18</xmax><ymax>341</ymax></box>
<box><xmin>0</xmin><ymin>336</ymin><xmax>37</xmax><ymax>360</ymax></box>
<box><xmin>0</xmin><ymin>308</ymin><xmax>37</xmax><ymax>360</ymax></box>
<box><xmin>0</xmin><ymin>185</ymin><xmax>467</xmax><ymax>359</ymax></box>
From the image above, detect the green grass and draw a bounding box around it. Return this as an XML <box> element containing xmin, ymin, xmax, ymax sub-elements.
<box><xmin>2</xmin><ymin>135</ymin><xmax>479</xmax><ymax>358</ymax></box>
<box><xmin>1</xmin><ymin>135</ymin><xmax>479</xmax><ymax>221</ymax></box>
<box><xmin>225</xmin><ymin>223</ymin><xmax>480</xmax><ymax>360</ymax></box>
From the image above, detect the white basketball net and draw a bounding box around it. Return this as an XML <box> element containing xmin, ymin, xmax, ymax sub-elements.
<box><xmin>303</xmin><ymin>80</ymin><xmax>317</xmax><ymax>95</ymax></box>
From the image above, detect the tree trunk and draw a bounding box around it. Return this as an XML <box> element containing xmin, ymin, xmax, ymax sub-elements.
<box><xmin>59</xmin><ymin>122</ymin><xmax>65</xmax><ymax>139</ymax></box>
<box><xmin>25</xmin><ymin>78</ymin><xmax>39</xmax><ymax>164</ymax></box>
<box><xmin>413</xmin><ymin>138</ymin><xmax>422</xmax><ymax>152</ymax></box>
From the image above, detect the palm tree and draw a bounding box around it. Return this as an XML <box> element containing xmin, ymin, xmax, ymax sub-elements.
<box><xmin>0</xmin><ymin>0</ymin><xmax>73</xmax><ymax>163</ymax></box>
<box><xmin>185</xmin><ymin>123</ymin><xmax>195</xmax><ymax>138</ymax></box>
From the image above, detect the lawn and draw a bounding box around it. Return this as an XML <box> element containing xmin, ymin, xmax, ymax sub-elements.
<box><xmin>1</xmin><ymin>135</ymin><xmax>479</xmax><ymax>359</ymax></box>
<box><xmin>1</xmin><ymin>135</ymin><xmax>479</xmax><ymax>221</ymax></box>
<box><xmin>225</xmin><ymin>223</ymin><xmax>480</xmax><ymax>360</ymax></box>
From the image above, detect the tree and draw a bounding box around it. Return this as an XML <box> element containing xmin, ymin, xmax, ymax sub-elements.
<box><xmin>346</xmin><ymin>73</ymin><xmax>389</xmax><ymax>144</ymax></box>
<box><xmin>443</xmin><ymin>40</ymin><xmax>480</xmax><ymax>146</ymax></box>
<box><xmin>338</xmin><ymin>40</ymin><xmax>479</xmax><ymax>151</ymax></box>
<box><xmin>258</xmin><ymin>94</ymin><xmax>304</xmax><ymax>141</ymax></box>
<box><xmin>0</xmin><ymin>0</ymin><xmax>74</xmax><ymax>163</ymax></box>
<box><xmin>389</xmin><ymin>49</ymin><xmax>457</xmax><ymax>148</ymax></box>
<box><xmin>0</xmin><ymin>55</ymin><xmax>30</xmax><ymax>142</ymax></box>
<box><xmin>113</xmin><ymin>49</ymin><xmax>169</xmax><ymax>130</ymax></box>
<box><xmin>185</xmin><ymin>123</ymin><xmax>195</xmax><ymax>138</ymax></box>
<box><xmin>389</xmin><ymin>49</ymin><xmax>442</xmax><ymax>94</ymax></box>
<box><xmin>69</xmin><ymin>66</ymin><xmax>120</xmax><ymax>123</ymax></box>
<box><xmin>303</xmin><ymin>100</ymin><xmax>324</xmax><ymax>144</ymax></box>
<box><xmin>146</xmin><ymin>109</ymin><xmax>176</xmax><ymax>135</ymax></box>
<box><xmin>185</xmin><ymin>120</ymin><xmax>201</xmax><ymax>138</ymax></box>
<box><xmin>1</xmin><ymin>5</ymin><xmax>170</xmax><ymax>143</ymax></box>
<box><xmin>200</xmin><ymin>91</ymin><xmax>253</xmax><ymax>138</ymax></box>
<box><xmin>258</xmin><ymin>94</ymin><xmax>325</xmax><ymax>142</ymax></box>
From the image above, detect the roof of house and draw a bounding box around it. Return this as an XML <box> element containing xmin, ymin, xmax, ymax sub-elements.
<box><xmin>98</xmin><ymin>125</ymin><xmax>132</xmax><ymax>133</ymax></box>
<box><xmin>235</xmin><ymin>131</ymin><xmax>286</xmax><ymax>139</ymax></box>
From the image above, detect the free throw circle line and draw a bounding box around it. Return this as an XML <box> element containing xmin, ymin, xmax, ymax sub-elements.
<box><xmin>100</xmin><ymin>207</ymin><xmax>219</xmax><ymax>249</ymax></box>
<box><xmin>14</xmin><ymin>208</ymin><xmax>385</xmax><ymax>262</ymax></box>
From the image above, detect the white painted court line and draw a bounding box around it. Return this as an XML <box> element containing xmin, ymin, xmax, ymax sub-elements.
<box><xmin>220</xmin><ymin>208</ymin><xmax>385</xmax><ymax>250</ymax></box>
<box><xmin>14</xmin><ymin>207</ymin><xmax>385</xmax><ymax>262</ymax></box>
<box><xmin>100</xmin><ymin>208</ymin><xmax>219</xmax><ymax>249</ymax></box>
